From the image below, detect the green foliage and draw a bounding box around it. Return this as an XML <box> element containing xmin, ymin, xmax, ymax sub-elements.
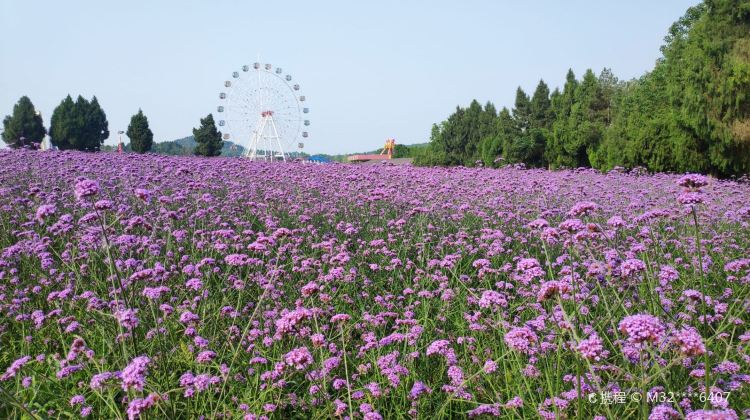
<box><xmin>152</xmin><ymin>140</ymin><xmax>192</xmax><ymax>155</ymax></box>
<box><xmin>193</xmin><ymin>114</ymin><xmax>223</xmax><ymax>157</ymax></box>
<box><xmin>416</xmin><ymin>101</ymin><xmax>499</xmax><ymax>166</ymax></box>
<box><xmin>669</xmin><ymin>0</ymin><xmax>750</xmax><ymax>175</ymax></box>
<box><xmin>1</xmin><ymin>96</ymin><xmax>46</xmax><ymax>148</ymax></box>
<box><xmin>392</xmin><ymin>143</ymin><xmax>411</xmax><ymax>158</ymax></box>
<box><xmin>418</xmin><ymin>0</ymin><xmax>750</xmax><ymax>177</ymax></box>
<box><xmin>512</xmin><ymin>87</ymin><xmax>531</xmax><ymax>133</ymax></box>
<box><xmin>49</xmin><ymin>95</ymin><xmax>109</xmax><ymax>151</ymax></box>
<box><xmin>127</xmin><ymin>109</ymin><xmax>154</xmax><ymax>154</ymax></box>
<box><xmin>596</xmin><ymin>0</ymin><xmax>750</xmax><ymax>176</ymax></box>
<box><xmin>479</xmin><ymin>107</ymin><xmax>514</xmax><ymax>166</ymax></box>
<box><xmin>549</xmin><ymin>69</ymin><xmax>612</xmax><ymax>168</ymax></box>
<box><xmin>530</xmin><ymin>80</ymin><xmax>553</xmax><ymax>130</ymax></box>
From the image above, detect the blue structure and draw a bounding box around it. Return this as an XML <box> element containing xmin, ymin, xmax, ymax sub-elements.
<box><xmin>308</xmin><ymin>155</ymin><xmax>332</xmax><ymax>164</ymax></box>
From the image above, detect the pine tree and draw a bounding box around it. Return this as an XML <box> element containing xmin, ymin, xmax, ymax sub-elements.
<box><xmin>50</xmin><ymin>95</ymin><xmax>79</xmax><ymax>150</ymax></box>
<box><xmin>512</xmin><ymin>87</ymin><xmax>531</xmax><ymax>133</ymax></box>
<box><xmin>665</xmin><ymin>0</ymin><xmax>750</xmax><ymax>176</ymax></box>
<box><xmin>2</xmin><ymin>96</ymin><xmax>46</xmax><ymax>148</ymax></box>
<box><xmin>85</xmin><ymin>97</ymin><xmax>109</xmax><ymax>151</ymax></box>
<box><xmin>479</xmin><ymin>107</ymin><xmax>516</xmax><ymax>166</ymax></box>
<box><xmin>529</xmin><ymin>80</ymin><xmax>552</xmax><ymax>130</ymax></box>
<box><xmin>193</xmin><ymin>114</ymin><xmax>223</xmax><ymax>157</ymax></box>
<box><xmin>49</xmin><ymin>95</ymin><xmax>109</xmax><ymax>151</ymax></box>
<box><xmin>593</xmin><ymin>1</ymin><xmax>749</xmax><ymax>177</ymax></box>
<box><xmin>548</xmin><ymin>69</ymin><xmax>578</xmax><ymax>168</ymax></box>
<box><xmin>569</xmin><ymin>69</ymin><xmax>606</xmax><ymax>168</ymax></box>
<box><xmin>127</xmin><ymin>109</ymin><xmax>154</xmax><ymax>153</ymax></box>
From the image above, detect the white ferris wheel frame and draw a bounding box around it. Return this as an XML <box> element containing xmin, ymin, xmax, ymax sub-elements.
<box><xmin>218</xmin><ymin>63</ymin><xmax>308</xmax><ymax>161</ymax></box>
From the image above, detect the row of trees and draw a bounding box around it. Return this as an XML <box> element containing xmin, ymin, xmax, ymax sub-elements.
<box><xmin>416</xmin><ymin>0</ymin><xmax>750</xmax><ymax>177</ymax></box>
<box><xmin>2</xmin><ymin>97</ymin><xmax>224</xmax><ymax>157</ymax></box>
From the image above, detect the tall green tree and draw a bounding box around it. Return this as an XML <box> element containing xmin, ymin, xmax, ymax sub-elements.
<box><xmin>548</xmin><ymin>69</ymin><xmax>579</xmax><ymax>167</ymax></box>
<box><xmin>193</xmin><ymin>114</ymin><xmax>223</xmax><ymax>157</ymax></box>
<box><xmin>479</xmin><ymin>107</ymin><xmax>517</xmax><ymax>166</ymax></box>
<box><xmin>595</xmin><ymin>0</ymin><xmax>750</xmax><ymax>176</ymax></box>
<box><xmin>127</xmin><ymin>109</ymin><xmax>154</xmax><ymax>153</ymax></box>
<box><xmin>512</xmin><ymin>88</ymin><xmax>532</xmax><ymax>133</ymax></box>
<box><xmin>418</xmin><ymin>0</ymin><xmax>750</xmax><ymax>177</ymax></box>
<box><xmin>571</xmin><ymin>69</ymin><xmax>608</xmax><ymax>168</ymax></box>
<box><xmin>504</xmin><ymin>87</ymin><xmax>547</xmax><ymax>167</ymax></box>
<box><xmin>49</xmin><ymin>95</ymin><xmax>109</xmax><ymax>151</ymax></box>
<box><xmin>549</xmin><ymin>69</ymin><xmax>611</xmax><ymax>168</ymax></box>
<box><xmin>2</xmin><ymin>96</ymin><xmax>46</xmax><ymax>148</ymax></box>
<box><xmin>665</xmin><ymin>0</ymin><xmax>750</xmax><ymax>176</ymax></box>
<box><xmin>49</xmin><ymin>95</ymin><xmax>80</xmax><ymax>151</ymax></box>
<box><xmin>522</xmin><ymin>80</ymin><xmax>554</xmax><ymax>167</ymax></box>
<box><xmin>85</xmin><ymin>97</ymin><xmax>109</xmax><ymax>151</ymax></box>
<box><xmin>417</xmin><ymin>100</ymin><xmax>499</xmax><ymax>166</ymax></box>
<box><xmin>529</xmin><ymin>80</ymin><xmax>553</xmax><ymax>130</ymax></box>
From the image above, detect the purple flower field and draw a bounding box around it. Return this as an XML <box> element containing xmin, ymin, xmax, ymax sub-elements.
<box><xmin>1</xmin><ymin>150</ymin><xmax>749</xmax><ymax>419</ymax></box>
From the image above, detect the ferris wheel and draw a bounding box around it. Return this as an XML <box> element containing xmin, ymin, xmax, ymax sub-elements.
<box><xmin>217</xmin><ymin>62</ymin><xmax>309</xmax><ymax>161</ymax></box>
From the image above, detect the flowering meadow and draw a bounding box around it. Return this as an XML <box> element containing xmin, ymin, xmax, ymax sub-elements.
<box><xmin>1</xmin><ymin>150</ymin><xmax>750</xmax><ymax>419</ymax></box>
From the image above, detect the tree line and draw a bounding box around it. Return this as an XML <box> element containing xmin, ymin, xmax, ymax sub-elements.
<box><xmin>2</xmin><ymin>96</ymin><xmax>224</xmax><ymax>157</ymax></box>
<box><xmin>415</xmin><ymin>0</ymin><xmax>750</xmax><ymax>177</ymax></box>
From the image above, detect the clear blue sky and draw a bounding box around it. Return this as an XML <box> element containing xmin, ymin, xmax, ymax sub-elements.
<box><xmin>0</xmin><ymin>0</ymin><xmax>699</xmax><ymax>154</ymax></box>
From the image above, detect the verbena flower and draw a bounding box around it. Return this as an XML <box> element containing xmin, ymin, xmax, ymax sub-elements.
<box><xmin>672</xmin><ymin>327</ymin><xmax>705</xmax><ymax>357</ymax></box>
<box><xmin>74</xmin><ymin>179</ymin><xmax>100</xmax><ymax>199</ymax></box>
<box><xmin>504</xmin><ymin>327</ymin><xmax>538</xmax><ymax>355</ymax></box>
<box><xmin>121</xmin><ymin>356</ymin><xmax>150</xmax><ymax>392</ymax></box>
<box><xmin>618</xmin><ymin>314</ymin><xmax>665</xmax><ymax>344</ymax></box>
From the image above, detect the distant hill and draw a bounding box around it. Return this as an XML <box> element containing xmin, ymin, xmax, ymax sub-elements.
<box><xmin>103</xmin><ymin>136</ymin><xmax>247</xmax><ymax>156</ymax></box>
<box><xmin>166</xmin><ymin>136</ymin><xmax>246</xmax><ymax>156</ymax></box>
<box><xmin>320</xmin><ymin>142</ymin><xmax>430</xmax><ymax>162</ymax></box>
<box><xmin>105</xmin><ymin>137</ymin><xmax>427</xmax><ymax>159</ymax></box>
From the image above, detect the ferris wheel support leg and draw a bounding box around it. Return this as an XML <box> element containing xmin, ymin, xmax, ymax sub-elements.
<box><xmin>248</xmin><ymin>115</ymin><xmax>266</xmax><ymax>160</ymax></box>
<box><xmin>268</xmin><ymin>115</ymin><xmax>285</xmax><ymax>162</ymax></box>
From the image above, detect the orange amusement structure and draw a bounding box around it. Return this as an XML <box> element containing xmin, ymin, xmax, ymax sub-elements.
<box><xmin>348</xmin><ymin>138</ymin><xmax>396</xmax><ymax>162</ymax></box>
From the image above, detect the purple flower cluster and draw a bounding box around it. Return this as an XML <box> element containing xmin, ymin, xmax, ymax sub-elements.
<box><xmin>74</xmin><ymin>179</ymin><xmax>100</xmax><ymax>199</ymax></box>
<box><xmin>121</xmin><ymin>356</ymin><xmax>150</xmax><ymax>392</ymax></box>
<box><xmin>1</xmin><ymin>355</ymin><xmax>31</xmax><ymax>381</ymax></box>
<box><xmin>283</xmin><ymin>347</ymin><xmax>314</xmax><ymax>371</ymax></box>
<box><xmin>577</xmin><ymin>334</ymin><xmax>606</xmax><ymax>361</ymax></box>
<box><xmin>619</xmin><ymin>314</ymin><xmax>665</xmax><ymax>344</ymax></box>
<box><xmin>0</xmin><ymin>150</ymin><xmax>748</xmax><ymax>418</ymax></box>
<box><xmin>672</xmin><ymin>327</ymin><xmax>706</xmax><ymax>357</ymax></box>
<box><xmin>504</xmin><ymin>327</ymin><xmax>538</xmax><ymax>355</ymax></box>
<box><xmin>127</xmin><ymin>393</ymin><xmax>161</xmax><ymax>420</ymax></box>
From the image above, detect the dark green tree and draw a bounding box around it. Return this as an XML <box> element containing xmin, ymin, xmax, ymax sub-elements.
<box><xmin>49</xmin><ymin>95</ymin><xmax>109</xmax><ymax>151</ymax></box>
<box><xmin>479</xmin><ymin>107</ymin><xmax>517</xmax><ymax>166</ymax></box>
<box><xmin>49</xmin><ymin>95</ymin><xmax>79</xmax><ymax>150</ymax></box>
<box><xmin>505</xmin><ymin>87</ymin><xmax>548</xmax><ymax>167</ymax></box>
<box><xmin>193</xmin><ymin>114</ymin><xmax>223</xmax><ymax>157</ymax></box>
<box><xmin>418</xmin><ymin>0</ymin><xmax>750</xmax><ymax>176</ymax></box>
<box><xmin>665</xmin><ymin>0</ymin><xmax>750</xmax><ymax>176</ymax></box>
<box><xmin>548</xmin><ymin>69</ymin><xmax>611</xmax><ymax>168</ymax></box>
<box><xmin>84</xmin><ymin>97</ymin><xmax>109</xmax><ymax>151</ymax></box>
<box><xmin>127</xmin><ymin>109</ymin><xmax>154</xmax><ymax>153</ymax></box>
<box><xmin>530</xmin><ymin>80</ymin><xmax>553</xmax><ymax>130</ymax></box>
<box><xmin>548</xmin><ymin>69</ymin><xmax>579</xmax><ymax>167</ymax></box>
<box><xmin>595</xmin><ymin>0</ymin><xmax>749</xmax><ymax>176</ymax></box>
<box><xmin>512</xmin><ymin>87</ymin><xmax>532</xmax><ymax>133</ymax></box>
<box><xmin>392</xmin><ymin>144</ymin><xmax>411</xmax><ymax>158</ymax></box>
<box><xmin>571</xmin><ymin>69</ymin><xmax>608</xmax><ymax>168</ymax></box>
<box><xmin>417</xmin><ymin>100</ymin><xmax>499</xmax><ymax>166</ymax></box>
<box><xmin>2</xmin><ymin>96</ymin><xmax>46</xmax><ymax>148</ymax></box>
